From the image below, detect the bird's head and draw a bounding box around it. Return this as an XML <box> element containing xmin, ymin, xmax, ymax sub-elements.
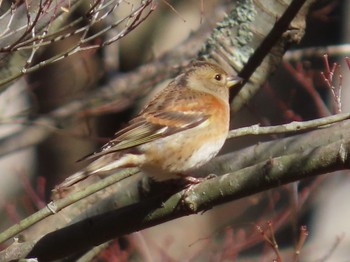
<box><xmin>184</xmin><ymin>61</ymin><xmax>242</xmax><ymax>100</ymax></box>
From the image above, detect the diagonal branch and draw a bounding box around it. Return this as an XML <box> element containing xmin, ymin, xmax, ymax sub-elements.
<box><xmin>2</xmin><ymin>117</ymin><xmax>350</xmax><ymax>260</ymax></box>
<box><xmin>1</xmin><ymin>119</ymin><xmax>349</xmax><ymax>260</ymax></box>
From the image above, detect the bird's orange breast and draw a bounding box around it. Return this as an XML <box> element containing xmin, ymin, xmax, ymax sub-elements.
<box><xmin>139</xmin><ymin>94</ymin><xmax>230</xmax><ymax>180</ymax></box>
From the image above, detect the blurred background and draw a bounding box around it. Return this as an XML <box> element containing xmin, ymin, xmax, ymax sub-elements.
<box><xmin>0</xmin><ymin>0</ymin><xmax>349</xmax><ymax>260</ymax></box>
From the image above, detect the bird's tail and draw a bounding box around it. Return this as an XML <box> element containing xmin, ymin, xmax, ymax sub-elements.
<box><xmin>56</xmin><ymin>170</ymin><xmax>89</xmax><ymax>190</ymax></box>
<box><xmin>53</xmin><ymin>153</ymin><xmax>145</xmax><ymax>196</ymax></box>
<box><xmin>51</xmin><ymin>169</ymin><xmax>91</xmax><ymax>199</ymax></box>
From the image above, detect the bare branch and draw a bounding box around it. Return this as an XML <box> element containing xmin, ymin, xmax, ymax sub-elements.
<box><xmin>0</xmin><ymin>0</ymin><xmax>156</xmax><ymax>90</ymax></box>
<box><xmin>227</xmin><ymin>113</ymin><xmax>350</xmax><ymax>138</ymax></box>
<box><xmin>2</xmin><ymin>119</ymin><xmax>350</xmax><ymax>260</ymax></box>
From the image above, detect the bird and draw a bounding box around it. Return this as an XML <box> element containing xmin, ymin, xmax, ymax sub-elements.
<box><xmin>56</xmin><ymin>60</ymin><xmax>242</xmax><ymax>190</ymax></box>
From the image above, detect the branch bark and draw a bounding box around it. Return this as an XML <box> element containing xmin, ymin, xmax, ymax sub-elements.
<box><xmin>1</xmin><ymin>118</ymin><xmax>349</xmax><ymax>261</ymax></box>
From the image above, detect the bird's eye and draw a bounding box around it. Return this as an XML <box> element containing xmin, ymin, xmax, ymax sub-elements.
<box><xmin>214</xmin><ymin>74</ymin><xmax>222</xmax><ymax>81</ymax></box>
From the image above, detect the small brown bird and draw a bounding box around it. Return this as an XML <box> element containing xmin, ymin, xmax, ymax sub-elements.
<box><xmin>57</xmin><ymin>61</ymin><xmax>241</xmax><ymax>189</ymax></box>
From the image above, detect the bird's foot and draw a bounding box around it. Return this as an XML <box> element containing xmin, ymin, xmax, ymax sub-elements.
<box><xmin>177</xmin><ymin>174</ymin><xmax>217</xmax><ymax>207</ymax></box>
<box><xmin>176</xmin><ymin>173</ymin><xmax>217</xmax><ymax>185</ymax></box>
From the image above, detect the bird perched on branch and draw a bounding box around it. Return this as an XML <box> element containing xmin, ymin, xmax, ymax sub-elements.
<box><xmin>56</xmin><ymin>61</ymin><xmax>242</xmax><ymax>190</ymax></box>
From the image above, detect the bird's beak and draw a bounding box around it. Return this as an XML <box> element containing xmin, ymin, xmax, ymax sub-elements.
<box><xmin>226</xmin><ymin>75</ymin><xmax>243</xmax><ymax>88</ymax></box>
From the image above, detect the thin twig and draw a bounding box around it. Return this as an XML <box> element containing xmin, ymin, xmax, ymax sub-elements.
<box><xmin>228</xmin><ymin>113</ymin><xmax>350</xmax><ymax>139</ymax></box>
<box><xmin>0</xmin><ymin>168</ymin><xmax>138</xmax><ymax>244</ymax></box>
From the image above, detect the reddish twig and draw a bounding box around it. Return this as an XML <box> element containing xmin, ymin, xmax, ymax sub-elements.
<box><xmin>320</xmin><ymin>54</ymin><xmax>342</xmax><ymax>113</ymax></box>
<box><xmin>284</xmin><ymin>62</ymin><xmax>330</xmax><ymax>117</ymax></box>
<box><xmin>256</xmin><ymin>221</ymin><xmax>282</xmax><ymax>262</ymax></box>
<box><xmin>293</xmin><ymin>225</ymin><xmax>308</xmax><ymax>262</ymax></box>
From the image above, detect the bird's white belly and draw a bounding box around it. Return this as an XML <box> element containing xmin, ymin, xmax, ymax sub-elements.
<box><xmin>139</xmin><ymin>127</ymin><xmax>227</xmax><ymax>181</ymax></box>
<box><xmin>186</xmin><ymin>137</ymin><xmax>225</xmax><ymax>169</ymax></box>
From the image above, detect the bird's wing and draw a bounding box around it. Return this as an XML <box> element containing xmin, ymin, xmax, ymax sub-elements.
<box><xmin>80</xmin><ymin>86</ymin><xmax>210</xmax><ymax>161</ymax></box>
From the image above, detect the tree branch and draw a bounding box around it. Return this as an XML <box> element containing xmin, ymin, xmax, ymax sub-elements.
<box><xmin>5</xmin><ymin>120</ymin><xmax>349</xmax><ymax>260</ymax></box>
<box><xmin>2</xmin><ymin>118</ymin><xmax>350</xmax><ymax>260</ymax></box>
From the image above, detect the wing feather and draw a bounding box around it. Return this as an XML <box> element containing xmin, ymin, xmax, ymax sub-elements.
<box><xmin>80</xmin><ymin>111</ymin><xmax>208</xmax><ymax>161</ymax></box>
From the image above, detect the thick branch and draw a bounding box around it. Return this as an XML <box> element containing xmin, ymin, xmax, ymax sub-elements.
<box><xmin>23</xmin><ymin>124</ymin><xmax>350</xmax><ymax>260</ymax></box>
<box><xmin>201</xmin><ymin>0</ymin><xmax>315</xmax><ymax>111</ymax></box>
<box><xmin>2</xmin><ymin>119</ymin><xmax>350</xmax><ymax>260</ymax></box>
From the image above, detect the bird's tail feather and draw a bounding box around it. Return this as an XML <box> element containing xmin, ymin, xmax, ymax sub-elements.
<box><xmin>54</xmin><ymin>153</ymin><xmax>145</xmax><ymax>193</ymax></box>
<box><xmin>56</xmin><ymin>170</ymin><xmax>88</xmax><ymax>189</ymax></box>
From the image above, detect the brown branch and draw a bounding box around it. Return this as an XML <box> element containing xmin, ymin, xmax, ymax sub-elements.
<box><xmin>201</xmin><ymin>0</ymin><xmax>316</xmax><ymax>112</ymax></box>
<box><xmin>2</xmin><ymin>118</ymin><xmax>350</xmax><ymax>260</ymax></box>
<box><xmin>1</xmin><ymin>119</ymin><xmax>348</xmax><ymax>260</ymax></box>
